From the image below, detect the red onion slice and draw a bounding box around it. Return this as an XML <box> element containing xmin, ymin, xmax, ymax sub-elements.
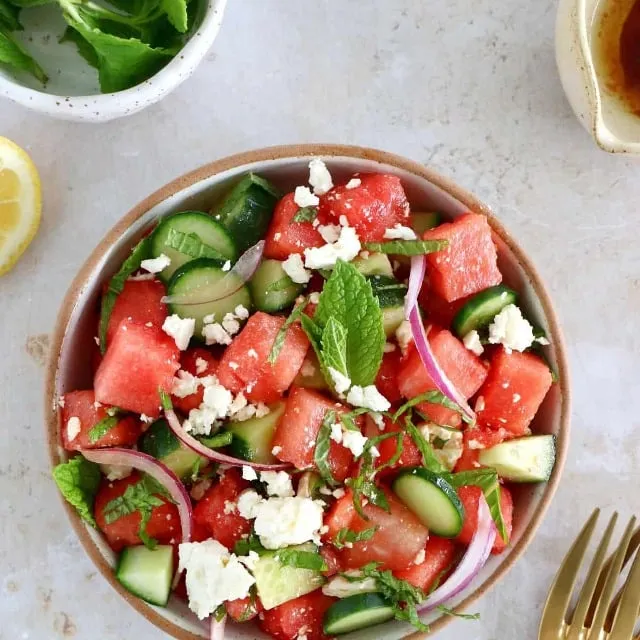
<box><xmin>408</xmin><ymin>305</ymin><xmax>476</xmax><ymax>422</ymax></box>
<box><xmin>404</xmin><ymin>255</ymin><xmax>426</xmax><ymax>318</ymax></box>
<box><xmin>81</xmin><ymin>448</ymin><xmax>193</xmax><ymax>545</ymax></box>
<box><xmin>418</xmin><ymin>495</ymin><xmax>496</xmax><ymax>613</ymax></box>
<box><xmin>162</xmin><ymin>241</ymin><xmax>265</xmax><ymax>306</ymax></box>
<box><xmin>210</xmin><ymin>615</ymin><xmax>226</xmax><ymax>640</ymax></box>
<box><xmin>165</xmin><ymin>409</ymin><xmax>290</xmax><ymax>471</ymax></box>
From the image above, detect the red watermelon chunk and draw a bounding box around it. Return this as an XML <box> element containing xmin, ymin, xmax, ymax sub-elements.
<box><xmin>476</xmin><ymin>348</ymin><xmax>553</xmax><ymax>436</ymax></box>
<box><xmin>318</xmin><ymin>173</ymin><xmax>410</xmax><ymax>242</ymax></box>
<box><xmin>397</xmin><ymin>329</ymin><xmax>488</xmax><ymax>427</ymax></box>
<box><xmin>454</xmin><ymin>425</ymin><xmax>508</xmax><ymax>472</ymax></box>
<box><xmin>259</xmin><ymin>590</ymin><xmax>336</xmax><ymax>639</ymax></box>
<box><xmin>264</xmin><ymin>192</ymin><xmax>324</xmax><ymax>260</ymax></box>
<box><xmin>171</xmin><ymin>347</ymin><xmax>218</xmax><ymax>415</ymax></box>
<box><xmin>94</xmin><ymin>318</ymin><xmax>180</xmax><ymax>417</ymax></box>
<box><xmin>394</xmin><ymin>536</ymin><xmax>458</xmax><ymax>592</ymax></box>
<box><xmin>423</xmin><ymin>213</ymin><xmax>502</xmax><ymax>302</ymax></box>
<box><xmin>217</xmin><ymin>312</ymin><xmax>309</xmax><ymax>404</ymax></box>
<box><xmin>60</xmin><ymin>389</ymin><xmax>141</xmax><ymax>451</ymax></box>
<box><xmin>105</xmin><ymin>279</ymin><xmax>167</xmax><ymax>346</ymax></box>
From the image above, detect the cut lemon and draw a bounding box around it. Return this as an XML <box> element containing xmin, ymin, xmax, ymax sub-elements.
<box><xmin>0</xmin><ymin>137</ymin><xmax>42</xmax><ymax>276</ymax></box>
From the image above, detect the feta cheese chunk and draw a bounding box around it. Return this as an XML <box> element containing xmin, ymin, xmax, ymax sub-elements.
<box><xmin>345</xmin><ymin>178</ymin><xmax>361</xmax><ymax>190</ymax></box>
<box><xmin>172</xmin><ymin>370</ymin><xmax>200</xmax><ymax>398</ymax></box>
<box><xmin>222</xmin><ymin>260</ymin><xmax>231</xmax><ymax>272</ymax></box>
<box><xmin>162</xmin><ymin>314</ymin><xmax>195</xmax><ymax>351</ymax></box>
<box><xmin>202</xmin><ymin>322</ymin><xmax>232</xmax><ymax>346</ymax></box>
<box><xmin>195</xmin><ymin>357</ymin><xmax>208</xmax><ymax>375</ymax></box>
<box><xmin>140</xmin><ymin>253</ymin><xmax>171</xmax><ymax>274</ymax></box>
<box><xmin>242</xmin><ymin>465</ymin><xmax>258</xmax><ymax>481</ymax></box>
<box><xmin>234</xmin><ymin>305</ymin><xmax>250</xmax><ymax>320</ymax></box>
<box><xmin>221</xmin><ymin>313</ymin><xmax>241</xmax><ymax>336</ymax></box>
<box><xmin>488</xmin><ymin>304</ymin><xmax>535</xmax><ymax>352</ymax></box>
<box><xmin>183</xmin><ymin>376</ymin><xmax>233</xmax><ymax>435</ymax></box>
<box><xmin>341</xmin><ymin>429</ymin><xmax>368</xmax><ymax>458</ymax></box>
<box><xmin>101</xmin><ymin>464</ymin><xmax>133</xmax><ymax>481</ymax></box>
<box><xmin>318</xmin><ymin>224</ymin><xmax>341</xmax><ymax>244</ymax></box>
<box><xmin>304</xmin><ymin>226</ymin><xmax>361</xmax><ymax>270</ymax></box>
<box><xmin>383</xmin><ymin>224</ymin><xmax>417</xmax><ymax>240</ymax></box>
<box><xmin>178</xmin><ymin>539</ymin><xmax>255</xmax><ymax>620</ymax></box>
<box><xmin>322</xmin><ymin>573</ymin><xmax>377</xmax><ymax>598</ymax></box>
<box><xmin>260</xmin><ymin>470</ymin><xmax>295</xmax><ymax>497</ymax></box>
<box><xmin>308</xmin><ymin>158</ymin><xmax>333</xmax><ymax>195</ymax></box>
<box><xmin>418</xmin><ymin>423</ymin><xmax>463</xmax><ymax>471</ymax></box>
<box><xmin>294</xmin><ymin>186</ymin><xmax>320</xmax><ymax>208</ymax></box>
<box><xmin>330</xmin><ymin>422</ymin><xmax>343</xmax><ymax>444</ymax></box>
<box><xmin>328</xmin><ymin>367</ymin><xmax>351</xmax><ymax>395</ymax></box>
<box><xmin>237</xmin><ymin>489</ymin><xmax>263</xmax><ymax>519</ymax></box>
<box><xmin>282</xmin><ymin>254</ymin><xmax>311</xmax><ymax>284</ymax></box>
<box><xmin>346</xmin><ymin>385</ymin><xmax>391</xmax><ymax>412</ymax></box>
<box><xmin>463</xmin><ymin>330</ymin><xmax>484</xmax><ymax>356</ymax></box>
<box><xmin>66</xmin><ymin>416</ymin><xmax>81</xmax><ymax>442</ymax></box>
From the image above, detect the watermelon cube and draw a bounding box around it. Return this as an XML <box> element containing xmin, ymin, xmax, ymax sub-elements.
<box><xmin>423</xmin><ymin>213</ymin><xmax>502</xmax><ymax>302</ymax></box>
<box><xmin>95</xmin><ymin>318</ymin><xmax>180</xmax><ymax>417</ymax></box>
<box><xmin>476</xmin><ymin>348</ymin><xmax>553</xmax><ymax>436</ymax></box>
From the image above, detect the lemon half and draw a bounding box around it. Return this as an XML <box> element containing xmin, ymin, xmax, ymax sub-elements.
<box><xmin>0</xmin><ymin>137</ymin><xmax>42</xmax><ymax>276</ymax></box>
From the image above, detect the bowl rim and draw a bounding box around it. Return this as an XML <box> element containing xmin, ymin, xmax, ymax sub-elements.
<box><xmin>0</xmin><ymin>0</ymin><xmax>227</xmax><ymax>122</ymax></box>
<box><xmin>44</xmin><ymin>143</ymin><xmax>571</xmax><ymax>639</ymax></box>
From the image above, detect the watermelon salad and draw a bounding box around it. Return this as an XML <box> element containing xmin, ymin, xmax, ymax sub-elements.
<box><xmin>53</xmin><ymin>160</ymin><xmax>556</xmax><ymax>640</ymax></box>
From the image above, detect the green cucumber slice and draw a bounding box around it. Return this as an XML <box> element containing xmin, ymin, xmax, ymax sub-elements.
<box><xmin>226</xmin><ymin>403</ymin><xmax>285</xmax><ymax>464</ymax></box>
<box><xmin>382</xmin><ymin>307</ymin><xmax>405</xmax><ymax>337</ymax></box>
<box><xmin>352</xmin><ymin>252</ymin><xmax>394</xmax><ymax>277</ymax></box>
<box><xmin>323</xmin><ymin>593</ymin><xmax>395</xmax><ymax>635</ymax></box>
<box><xmin>367</xmin><ymin>275</ymin><xmax>407</xmax><ymax>337</ymax></box>
<box><xmin>139</xmin><ymin>419</ymin><xmax>204</xmax><ymax>481</ymax></box>
<box><xmin>115</xmin><ymin>545</ymin><xmax>174</xmax><ymax>606</ymax></box>
<box><xmin>392</xmin><ymin>467</ymin><xmax>464</xmax><ymax>537</ymax></box>
<box><xmin>213</xmin><ymin>173</ymin><xmax>280</xmax><ymax>253</ymax></box>
<box><xmin>452</xmin><ymin>285</ymin><xmax>518</xmax><ymax>338</ymax></box>
<box><xmin>249</xmin><ymin>259</ymin><xmax>304</xmax><ymax>312</ymax></box>
<box><xmin>411</xmin><ymin>212</ymin><xmax>441</xmax><ymax>235</ymax></box>
<box><xmin>167</xmin><ymin>258</ymin><xmax>252</xmax><ymax>337</ymax></box>
<box><xmin>150</xmin><ymin>211</ymin><xmax>238</xmax><ymax>282</ymax></box>
<box><xmin>478</xmin><ymin>435</ymin><xmax>556</xmax><ymax>482</ymax></box>
<box><xmin>252</xmin><ymin>543</ymin><xmax>325</xmax><ymax>610</ymax></box>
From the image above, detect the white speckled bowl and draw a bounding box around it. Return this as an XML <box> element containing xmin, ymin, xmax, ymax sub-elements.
<box><xmin>0</xmin><ymin>0</ymin><xmax>226</xmax><ymax>123</ymax></box>
<box><xmin>45</xmin><ymin>145</ymin><xmax>570</xmax><ymax>639</ymax></box>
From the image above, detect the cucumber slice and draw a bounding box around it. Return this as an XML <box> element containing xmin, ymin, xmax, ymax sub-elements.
<box><xmin>139</xmin><ymin>419</ymin><xmax>204</xmax><ymax>480</ymax></box>
<box><xmin>249</xmin><ymin>259</ymin><xmax>304</xmax><ymax>312</ymax></box>
<box><xmin>226</xmin><ymin>403</ymin><xmax>285</xmax><ymax>464</ymax></box>
<box><xmin>252</xmin><ymin>543</ymin><xmax>325</xmax><ymax>610</ymax></box>
<box><xmin>213</xmin><ymin>173</ymin><xmax>280</xmax><ymax>253</ymax></box>
<box><xmin>411</xmin><ymin>212</ymin><xmax>441</xmax><ymax>235</ymax></box>
<box><xmin>150</xmin><ymin>211</ymin><xmax>238</xmax><ymax>282</ymax></box>
<box><xmin>368</xmin><ymin>275</ymin><xmax>407</xmax><ymax>337</ymax></box>
<box><xmin>352</xmin><ymin>252</ymin><xmax>394</xmax><ymax>277</ymax></box>
<box><xmin>382</xmin><ymin>307</ymin><xmax>405</xmax><ymax>337</ymax></box>
<box><xmin>296</xmin><ymin>471</ymin><xmax>324</xmax><ymax>499</ymax></box>
<box><xmin>452</xmin><ymin>285</ymin><xmax>518</xmax><ymax>338</ymax></box>
<box><xmin>116</xmin><ymin>545</ymin><xmax>174</xmax><ymax>606</ymax></box>
<box><xmin>392</xmin><ymin>467</ymin><xmax>464</xmax><ymax>537</ymax></box>
<box><xmin>167</xmin><ymin>258</ymin><xmax>252</xmax><ymax>336</ymax></box>
<box><xmin>478</xmin><ymin>435</ymin><xmax>556</xmax><ymax>482</ymax></box>
<box><xmin>323</xmin><ymin>593</ymin><xmax>395</xmax><ymax>635</ymax></box>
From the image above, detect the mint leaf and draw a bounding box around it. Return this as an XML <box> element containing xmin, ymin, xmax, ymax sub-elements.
<box><xmin>404</xmin><ymin>417</ymin><xmax>446</xmax><ymax>474</ymax></box>
<box><xmin>333</xmin><ymin>526</ymin><xmax>378</xmax><ymax>549</ymax></box>
<box><xmin>165</xmin><ymin>227</ymin><xmax>228</xmax><ymax>262</ymax></box>
<box><xmin>233</xmin><ymin>532</ymin><xmax>266</xmax><ymax>556</ymax></box>
<box><xmin>321</xmin><ymin>317</ymin><xmax>348</xmax><ymax>377</ymax></box>
<box><xmin>314</xmin><ymin>260</ymin><xmax>385</xmax><ymax>386</ymax></box>
<box><xmin>99</xmin><ymin>237</ymin><xmax>151</xmax><ymax>353</ymax></box>
<box><xmin>160</xmin><ymin>0</ymin><xmax>188</xmax><ymax>33</ymax></box>
<box><xmin>274</xmin><ymin>548</ymin><xmax>327</xmax><ymax>571</ymax></box>
<box><xmin>268</xmin><ymin>298</ymin><xmax>308</xmax><ymax>364</ymax></box>
<box><xmin>393</xmin><ymin>390</ymin><xmax>472</xmax><ymax>425</ymax></box>
<box><xmin>159</xmin><ymin>389</ymin><xmax>173</xmax><ymax>411</ymax></box>
<box><xmin>314</xmin><ymin>410</ymin><xmax>337</xmax><ymax>487</ymax></box>
<box><xmin>53</xmin><ymin>456</ymin><xmax>101</xmax><ymax>527</ymax></box>
<box><xmin>293</xmin><ymin>206</ymin><xmax>318</xmax><ymax>223</ymax></box>
<box><xmin>87</xmin><ymin>414</ymin><xmax>120</xmax><ymax>444</ymax></box>
<box><xmin>363</xmin><ymin>239</ymin><xmax>448</xmax><ymax>256</ymax></box>
<box><xmin>0</xmin><ymin>25</ymin><xmax>47</xmax><ymax>82</ymax></box>
<box><xmin>0</xmin><ymin>0</ymin><xmax>22</xmax><ymax>31</ymax></box>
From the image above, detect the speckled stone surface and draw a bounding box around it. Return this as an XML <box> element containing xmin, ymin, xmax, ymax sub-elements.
<box><xmin>3</xmin><ymin>1</ymin><xmax>640</xmax><ymax>638</ymax></box>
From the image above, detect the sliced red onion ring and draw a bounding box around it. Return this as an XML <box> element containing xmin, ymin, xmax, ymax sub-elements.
<box><xmin>162</xmin><ymin>240</ymin><xmax>265</xmax><ymax>306</ymax></box>
<box><xmin>165</xmin><ymin>409</ymin><xmax>290</xmax><ymax>471</ymax></box>
<box><xmin>210</xmin><ymin>615</ymin><xmax>226</xmax><ymax>640</ymax></box>
<box><xmin>418</xmin><ymin>495</ymin><xmax>496</xmax><ymax>613</ymax></box>
<box><xmin>404</xmin><ymin>255</ymin><xmax>426</xmax><ymax>318</ymax></box>
<box><xmin>408</xmin><ymin>305</ymin><xmax>476</xmax><ymax>422</ymax></box>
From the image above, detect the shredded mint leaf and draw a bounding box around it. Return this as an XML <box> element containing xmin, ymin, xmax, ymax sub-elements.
<box><xmin>339</xmin><ymin>407</ymin><xmax>368</xmax><ymax>432</ymax></box>
<box><xmin>404</xmin><ymin>418</ymin><xmax>446</xmax><ymax>474</ymax></box>
<box><xmin>99</xmin><ymin>237</ymin><xmax>151</xmax><ymax>353</ymax></box>
<box><xmin>393</xmin><ymin>390</ymin><xmax>471</xmax><ymax>424</ymax></box>
<box><xmin>274</xmin><ymin>548</ymin><xmax>327</xmax><ymax>571</ymax></box>
<box><xmin>268</xmin><ymin>298</ymin><xmax>308</xmax><ymax>364</ymax></box>
<box><xmin>0</xmin><ymin>0</ymin><xmax>22</xmax><ymax>31</ymax></box>
<box><xmin>321</xmin><ymin>317</ymin><xmax>348</xmax><ymax>379</ymax></box>
<box><xmin>233</xmin><ymin>532</ymin><xmax>266</xmax><ymax>556</ymax></box>
<box><xmin>214</xmin><ymin>604</ymin><xmax>227</xmax><ymax>622</ymax></box>
<box><xmin>164</xmin><ymin>227</ymin><xmax>228</xmax><ymax>262</ymax></box>
<box><xmin>87</xmin><ymin>414</ymin><xmax>120</xmax><ymax>444</ymax></box>
<box><xmin>52</xmin><ymin>456</ymin><xmax>101</xmax><ymax>527</ymax></box>
<box><xmin>314</xmin><ymin>410</ymin><xmax>337</xmax><ymax>487</ymax></box>
<box><xmin>333</xmin><ymin>526</ymin><xmax>378</xmax><ymax>549</ymax></box>
<box><xmin>199</xmin><ymin>432</ymin><xmax>233</xmax><ymax>449</ymax></box>
<box><xmin>190</xmin><ymin>457</ymin><xmax>203</xmax><ymax>482</ymax></box>
<box><xmin>0</xmin><ymin>25</ymin><xmax>48</xmax><ymax>82</ymax></box>
<box><xmin>363</xmin><ymin>239</ymin><xmax>448</xmax><ymax>256</ymax></box>
<box><xmin>293</xmin><ymin>206</ymin><xmax>318</xmax><ymax>223</ymax></box>
<box><xmin>265</xmin><ymin>275</ymin><xmax>296</xmax><ymax>294</ymax></box>
<box><xmin>159</xmin><ymin>389</ymin><xmax>173</xmax><ymax>411</ymax></box>
<box><xmin>313</xmin><ymin>260</ymin><xmax>385</xmax><ymax>386</ymax></box>
<box><xmin>160</xmin><ymin>0</ymin><xmax>188</xmax><ymax>33</ymax></box>
<box><xmin>436</xmin><ymin>605</ymin><xmax>480</xmax><ymax>620</ymax></box>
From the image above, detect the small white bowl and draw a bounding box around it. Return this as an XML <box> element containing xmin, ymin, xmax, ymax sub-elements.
<box><xmin>0</xmin><ymin>0</ymin><xmax>227</xmax><ymax>123</ymax></box>
<box><xmin>556</xmin><ymin>0</ymin><xmax>640</xmax><ymax>153</ymax></box>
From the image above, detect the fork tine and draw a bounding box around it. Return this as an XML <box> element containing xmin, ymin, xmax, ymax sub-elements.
<box><xmin>604</xmin><ymin>527</ymin><xmax>640</xmax><ymax>629</ymax></box>
<box><xmin>607</xmin><ymin>533</ymin><xmax>640</xmax><ymax>639</ymax></box>
<box><xmin>565</xmin><ymin>513</ymin><xmax>618</xmax><ymax>640</ymax></box>
<box><xmin>587</xmin><ymin>516</ymin><xmax>637</xmax><ymax>640</ymax></box>
<box><xmin>538</xmin><ymin>509</ymin><xmax>601</xmax><ymax>639</ymax></box>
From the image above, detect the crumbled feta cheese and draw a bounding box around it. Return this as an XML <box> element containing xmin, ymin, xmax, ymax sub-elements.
<box><xmin>304</xmin><ymin>226</ymin><xmax>361</xmax><ymax>270</ymax></box>
<box><xmin>195</xmin><ymin>357</ymin><xmax>208</xmax><ymax>375</ymax></box>
<box><xmin>463</xmin><ymin>330</ymin><xmax>484</xmax><ymax>356</ymax></box>
<box><xmin>223</xmin><ymin>500</ymin><xmax>237</xmax><ymax>515</ymax></box>
<box><xmin>370</xmin><ymin>446</ymin><xmax>380</xmax><ymax>458</ymax></box>
<box><xmin>255</xmin><ymin>403</ymin><xmax>270</xmax><ymax>418</ymax></box>
<box><xmin>328</xmin><ymin>367</ymin><xmax>351</xmax><ymax>395</ymax></box>
<box><xmin>233</xmin><ymin>404</ymin><xmax>257</xmax><ymax>422</ymax></box>
<box><xmin>475</xmin><ymin>396</ymin><xmax>486</xmax><ymax>412</ymax></box>
<box><xmin>513</xmin><ymin>393</ymin><xmax>521</xmax><ymax>403</ymax></box>
<box><xmin>228</xmin><ymin>361</ymin><xmax>239</xmax><ymax>371</ymax></box>
<box><xmin>384</xmin><ymin>224</ymin><xmax>417</xmax><ymax>240</ymax></box>
<box><xmin>488</xmin><ymin>304</ymin><xmax>535</xmax><ymax>352</ymax></box>
<box><xmin>383</xmin><ymin>342</ymin><xmax>397</xmax><ymax>353</ymax></box>
<box><xmin>273</xmin><ymin>232</ymin><xmax>282</xmax><ymax>241</ymax></box>
<box><xmin>172</xmin><ymin>370</ymin><xmax>200</xmax><ymax>398</ymax></box>
<box><xmin>300</xmin><ymin>359</ymin><xmax>316</xmax><ymax>377</ymax></box>
<box><xmin>162</xmin><ymin>315</ymin><xmax>195</xmax><ymax>351</ymax></box>
<box><xmin>272</xmin><ymin>446</ymin><xmax>283</xmax><ymax>456</ymax></box>
<box><xmin>184</xmin><ymin>376</ymin><xmax>234</xmax><ymax>435</ymax></box>
<box><xmin>413</xmin><ymin>549</ymin><xmax>426</xmax><ymax>565</ymax></box>
<box><xmin>345</xmin><ymin>178</ymin><xmax>361</xmax><ymax>190</ymax></box>
<box><xmin>178</xmin><ymin>539</ymin><xmax>255</xmax><ymax>619</ymax></box>
<box><xmin>202</xmin><ymin>323</ymin><xmax>232</xmax><ymax>346</ymax></box>
<box><xmin>330</xmin><ymin>422</ymin><xmax>343</xmax><ymax>444</ymax></box>
<box><xmin>341</xmin><ymin>429</ymin><xmax>368</xmax><ymax>458</ymax></box>
<box><xmin>318</xmin><ymin>224</ymin><xmax>341</xmax><ymax>244</ymax></box>
<box><xmin>346</xmin><ymin>385</ymin><xmax>391</xmax><ymax>412</ymax></box>
<box><xmin>395</xmin><ymin>320</ymin><xmax>413</xmax><ymax>353</ymax></box>
<box><xmin>308</xmin><ymin>292</ymin><xmax>321</xmax><ymax>304</ymax></box>
<box><xmin>66</xmin><ymin>416</ymin><xmax>81</xmax><ymax>442</ymax></box>
<box><xmin>294</xmin><ymin>186</ymin><xmax>320</xmax><ymax>208</ymax></box>
<box><xmin>419</xmin><ymin>423</ymin><xmax>463</xmax><ymax>471</ymax></box>
<box><xmin>57</xmin><ymin>396</ymin><xmax>65</xmax><ymax>409</ymax></box>
<box><xmin>101</xmin><ymin>464</ymin><xmax>133</xmax><ymax>482</ymax></box>
<box><xmin>203</xmin><ymin>313</ymin><xmax>216</xmax><ymax>324</ymax></box>
<box><xmin>282</xmin><ymin>253</ymin><xmax>311</xmax><ymax>284</ymax></box>
<box><xmin>260</xmin><ymin>471</ymin><xmax>295</xmax><ymax>497</ymax></box>
<box><xmin>308</xmin><ymin>158</ymin><xmax>333</xmax><ymax>195</ymax></box>
<box><xmin>242</xmin><ymin>466</ymin><xmax>258</xmax><ymax>481</ymax></box>
<box><xmin>145</xmin><ymin>322</ymin><xmax>153</xmax><ymax>328</ymax></box>
<box><xmin>237</xmin><ymin>490</ymin><xmax>263</xmax><ymax>518</ymax></box>
<box><xmin>234</xmin><ymin>305</ymin><xmax>250</xmax><ymax>320</ymax></box>
<box><xmin>222</xmin><ymin>313</ymin><xmax>241</xmax><ymax>336</ymax></box>
<box><xmin>322</xmin><ymin>573</ymin><xmax>377</xmax><ymax>598</ymax></box>
<box><xmin>94</xmin><ymin>336</ymin><xmax>100</xmax><ymax>346</ymax></box>
<box><xmin>467</xmin><ymin>439</ymin><xmax>485</xmax><ymax>450</ymax></box>
<box><xmin>222</xmin><ymin>260</ymin><xmax>231</xmax><ymax>272</ymax></box>
<box><xmin>370</xmin><ymin>412</ymin><xmax>385</xmax><ymax>430</ymax></box>
<box><xmin>228</xmin><ymin>392</ymin><xmax>248</xmax><ymax>416</ymax></box>
<box><xmin>333</xmin><ymin>488</ymin><xmax>346</xmax><ymax>499</ymax></box>
<box><xmin>248</xmin><ymin>348</ymin><xmax>258</xmax><ymax>359</ymax></box>
<box><xmin>140</xmin><ymin>253</ymin><xmax>171</xmax><ymax>274</ymax></box>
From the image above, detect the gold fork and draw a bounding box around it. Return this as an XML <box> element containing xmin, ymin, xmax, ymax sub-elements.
<box><xmin>539</xmin><ymin>509</ymin><xmax>640</xmax><ymax>640</ymax></box>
